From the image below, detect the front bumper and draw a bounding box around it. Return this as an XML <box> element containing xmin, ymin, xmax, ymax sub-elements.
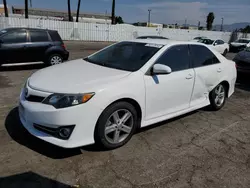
<box><xmin>19</xmin><ymin>86</ymin><xmax>101</xmax><ymax>148</ymax></box>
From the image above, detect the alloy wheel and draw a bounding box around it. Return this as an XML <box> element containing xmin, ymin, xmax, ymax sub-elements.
<box><xmin>214</xmin><ymin>84</ymin><xmax>225</xmax><ymax>107</ymax></box>
<box><xmin>50</xmin><ymin>56</ymin><xmax>63</xmax><ymax>65</ymax></box>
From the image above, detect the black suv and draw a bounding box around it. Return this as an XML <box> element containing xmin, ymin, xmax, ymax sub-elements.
<box><xmin>0</xmin><ymin>28</ymin><xmax>69</xmax><ymax>66</ymax></box>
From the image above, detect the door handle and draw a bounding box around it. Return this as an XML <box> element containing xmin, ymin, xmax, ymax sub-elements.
<box><xmin>186</xmin><ymin>74</ymin><xmax>193</xmax><ymax>79</ymax></box>
<box><xmin>217</xmin><ymin>68</ymin><xmax>222</xmax><ymax>73</ymax></box>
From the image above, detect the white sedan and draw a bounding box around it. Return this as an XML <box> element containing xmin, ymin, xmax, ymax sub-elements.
<box><xmin>19</xmin><ymin>40</ymin><xmax>237</xmax><ymax>149</ymax></box>
<box><xmin>198</xmin><ymin>38</ymin><xmax>229</xmax><ymax>56</ymax></box>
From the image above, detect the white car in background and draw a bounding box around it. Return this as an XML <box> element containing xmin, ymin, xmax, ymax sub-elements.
<box><xmin>229</xmin><ymin>38</ymin><xmax>250</xmax><ymax>52</ymax></box>
<box><xmin>198</xmin><ymin>38</ymin><xmax>229</xmax><ymax>56</ymax></box>
<box><xmin>191</xmin><ymin>36</ymin><xmax>208</xmax><ymax>42</ymax></box>
<box><xmin>19</xmin><ymin>39</ymin><xmax>237</xmax><ymax>149</ymax></box>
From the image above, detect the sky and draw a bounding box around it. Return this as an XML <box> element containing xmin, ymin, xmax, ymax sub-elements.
<box><xmin>4</xmin><ymin>0</ymin><xmax>250</xmax><ymax>26</ymax></box>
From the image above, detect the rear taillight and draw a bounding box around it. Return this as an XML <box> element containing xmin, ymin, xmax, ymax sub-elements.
<box><xmin>61</xmin><ymin>44</ymin><xmax>66</xmax><ymax>49</ymax></box>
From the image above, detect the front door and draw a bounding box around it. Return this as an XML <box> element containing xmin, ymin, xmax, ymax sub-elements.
<box><xmin>144</xmin><ymin>45</ymin><xmax>195</xmax><ymax>120</ymax></box>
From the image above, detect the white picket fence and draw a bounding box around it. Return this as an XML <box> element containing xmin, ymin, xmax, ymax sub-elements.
<box><xmin>0</xmin><ymin>16</ymin><xmax>233</xmax><ymax>42</ymax></box>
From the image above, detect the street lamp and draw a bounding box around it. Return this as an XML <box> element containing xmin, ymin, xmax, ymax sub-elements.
<box><xmin>221</xmin><ymin>18</ymin><xmax>224</xmax><ymax>31</ymax></box>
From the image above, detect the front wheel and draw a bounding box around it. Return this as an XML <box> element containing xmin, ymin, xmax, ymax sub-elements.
<box><xmin>209</xmin><ymin>84</ymin><xmax>226</xmax><ymax>111</ymax></box>
<box><xmin>94</xmin><ymin>102</ymin><xmax>138</xmax><ymax>149</ymax></box>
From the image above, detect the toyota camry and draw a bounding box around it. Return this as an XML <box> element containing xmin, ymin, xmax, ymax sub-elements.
<box><xmin>19</xmin><ymin>39</ymin><xmax>237</xmax><ymax>149</ymax></box>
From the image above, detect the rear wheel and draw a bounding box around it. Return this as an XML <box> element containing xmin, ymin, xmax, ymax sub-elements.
<box><xmin>209</xmin><ymin>84</ymin><xmax>226</xmax><ymax>111</ymax></box>
<box><xmin>47</xmin><ymin>54</ymin><xmax>63</xmax><ymax>66</ymax></box>
<box><xmin>95</xmin><ymin>102</ymin><xmax>138</xmax><ymax>149</ymax></box>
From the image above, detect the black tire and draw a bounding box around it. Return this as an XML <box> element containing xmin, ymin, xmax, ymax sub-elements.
<box><xmin>209</xmin><ymin>83</ymin><xmax>226</xmax><ymax>111</ymax></box>
<box><xmin>47</xmin><ymin>54</ymin><xmax>63</xmax><ymax>66</ymax></box>
<box><xmin>223</xmin><ymin>49</ymin><xmax>228</xmax><ymax>56</ymax></box>
<box><xmin>94</xmin><ymin>101</ymin><xmax>138</xmax><ymax>149</ymax></box>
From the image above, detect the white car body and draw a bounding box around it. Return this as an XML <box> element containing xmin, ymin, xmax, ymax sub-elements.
<box><xmin>19</xmin><ymin>40</ymin><xmax>237</xmax><ymax>148</ymax></box>
<box><xmin>204</xmin><ymin>39</ymin><xmax>229</xmax><ymax>54</ymax></box>
<box><xmin>230</xmin><ymin>38</ymin><xmax>250</xmax><ymax>47</ymax></box>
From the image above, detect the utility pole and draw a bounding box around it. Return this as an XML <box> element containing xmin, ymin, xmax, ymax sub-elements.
<box><xmin>111</xmin><ymin>0</ymin><xmax>115</xmax><ymax>24</ymax></box>
<box><xmin>67</xmin><ymin>0</ymin><xmax>72</xmax><ymax>22</ymax></box>
<box><xmin>30</xmin><ymin>0</ymin><xmax>32</xmax><ymax>7</ymax></box>
<box><xmin>25</xmin><ymin>0</ymin><xmax>29</xmax><ymax>19</ymax></box>
<box><xmin>198</xmin><ymin>21</ymin><xmax>200</xmax><ymax>29</ymax></box>
<box><xmin>221</xmin><ymin>18</ymin><xmax>224</xmax><ymax>31</ymax></box>
<box><xmin>148</xmin><ymin>9</ymin><xmax>151</xmax><ymax>27</ymax></box>
<box><xmin>3</xmin><ymin>0</ymin><xmax>8</xmax><ymax>17</ymax></box>
<box><xmin>184</xmin><ymin>18</ymin><xmax>187</xmax><ymax>27</ymax></box>
<box><xmin>76</xmin><ymin>0</ymin><xmax>81</xmax><ymax>22</ymax></box>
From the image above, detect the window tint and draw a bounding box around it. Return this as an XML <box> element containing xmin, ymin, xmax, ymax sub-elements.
<box><xmin>190</xmin><ymin>45</ymin><xmax>220</xmax><ymax>67</ymax></box>
<box><xmin>49</xmin><ymin>31</ymin><xmax>62</xmax><ymax>41</ymax></box>
<box><xmin>1</xmin><ymin>31</ymin><xmax>27</xmax><ymax>43</ymax></box>
<box><xmin>30</xmin><ymin>30</ymin><xmax>49</xmax><ymax>42</ymax></box>
<box><xmin>217</xmin><ymin>40</ymin><xmax>224</xmax><ymax>45</ymax></box>
<box><xmin>156</xmin><ymin>45</ymin><xmax>190</xmax><ymax>72</ymax></box>
<box><xmin>85</xmin><ymin>42</ymin><xmax>162</xmax><ymax>72</ymax></box>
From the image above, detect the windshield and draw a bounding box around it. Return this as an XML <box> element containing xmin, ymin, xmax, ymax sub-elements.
<box><xmin>198</xmin><ymin>39</ymin><xmax>214</xmax><ymax>45</ymax></box>
<box><xmin>84</xmin><ymin>41</ymin><xmax>163</xmax><ymax>72</ymax></box>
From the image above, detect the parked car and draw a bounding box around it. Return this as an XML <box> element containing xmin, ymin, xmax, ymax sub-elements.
<box><xmin>19</xmin><ymin>40</ymin><xmax>236</xmax><ymax>149</ymax></box>
<box><xmin>198</xmin><ymin>38</ymin><xmax>229</xmax><ymax>56</ymax></box>
<box><xmin>229</xmin><ymin>38</ymin><xmax>250</xmax><ymax>52</ymax></box>
<box><xmin>192</xmin><ymin>36</ymin><xmax>207</xmax><ymax>42</ymax></box>
<box><xmin>0</xmin><ymin>28</ymin><xmax>69</xmax><ymax>66</ymax></box>
<box><xmin>233</xmin><ymin>46</ymin><xmax>250</xmax><ymax>74</ymax></box>
<box><xmin>137</xmin><ymin>36</ymin><xmax>168</xmax><ymax>39</ymax></box>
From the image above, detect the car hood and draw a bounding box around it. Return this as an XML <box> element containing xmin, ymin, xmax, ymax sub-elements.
<box><xmin>29</xmin><ymin>59</ymin><xmax>131</xmax><ymax>93</ymax></box>
<box><xmin>234</xmin><ymin>50</ymin><xmax>250</xmax><ymax>62</ymax></box>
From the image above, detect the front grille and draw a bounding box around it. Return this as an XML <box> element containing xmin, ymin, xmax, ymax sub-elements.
<box><xmin>236</xmin><ymin>60</ymin><xmax>250</xmax><ymax>69</ymax></box>
<box><xmin>26</xmin><ymin>95</ymin><xmax>45</xmax><ymax>103</ymax></box>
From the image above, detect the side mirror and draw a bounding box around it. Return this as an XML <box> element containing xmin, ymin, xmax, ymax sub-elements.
<box><xmin>213</xmin><ymin>43</ymin><xmax>217</xmax><ymax>46</ymax></box>
<box><xmin>152</xmin><ymin>64</ymin><xmax>172</xmax><ymax>75</ymax></box>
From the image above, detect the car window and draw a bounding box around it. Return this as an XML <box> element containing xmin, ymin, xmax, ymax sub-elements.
<box><xmin>85</xmin><ymin>41</ymin><xmax>162</xmax><ymax>72</ymax></box>
<box><xmin>189</xmin><ymin>45</ymin><xmax>220</xmax><ymax>67</ymax></box>
<box><xmin>219</xmin><ymin>40</ymin><xmax>224</xmax><ymax>44</ymax></box>
<box><xmin>30</xmin><ymin>30</ymin><xmax>49</xmax><ymax>42</ymax></box>
<box><xmin>1</xmin><ymin>31</ymin><xmax>27</xmax><ymax>44</ymax></box>
<box><xmin>198</xmin><ymin>39</ymin><xmax>214</xmax><ymax>45</ymax></box>
<box><xmin>49</xmin><ymin>31</ymin><xmax>62</xmax><ymax>42</ymax></box>
<box><xmin>155</xmin><ymin>45</ymin><xmax>190</xmax><ymax>72</ymax></box>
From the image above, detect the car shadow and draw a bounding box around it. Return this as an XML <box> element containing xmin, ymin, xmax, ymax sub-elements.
<box><xmin>0</xmin><ymin>64</ymin><xmax>46</xmax><ymax>72</ymax></box>
<box><xmin>236</xmin><ymin>74</ymin><xmax>250</xmax><ymax>92</ymax></box>
<box><xmin>5</xmin><ymin>107</ymin><xmax>83</xmax><ymax>159</ymax></box>
<box><xmin>0</xmin><ymin>171</ymin><xmax>73</xmax><ymax>188</ymax></box>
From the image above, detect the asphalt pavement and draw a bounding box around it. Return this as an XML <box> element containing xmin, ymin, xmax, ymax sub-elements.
<box><xmin>0</xmin><ymin>41</ymin><xmax>250</xmax><ymax>188</ymax></box>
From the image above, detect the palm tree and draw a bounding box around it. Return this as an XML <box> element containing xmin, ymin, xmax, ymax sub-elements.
<box><xmin>67</xmin><ymin>0</ymin><xmax>72</xmax><ymax>21</ymax></box>
<box><xmin>3</xmin><ymin>0</ymin><xmax>8</xmax><ymax>17</ymax></box>
<box><xmin>111</xmin><ymin>0</ymin><xmax>115</xmax><ymax>24</ymax></box>
<box><xmin>76</xmin><ymin>0</ymin><xmax>81</xmax><ymax>22</ymax></box>
<box><xmin>25</xmin><ymin>0</ymin><xmax>29</xmax><ymax>19</ymax></box>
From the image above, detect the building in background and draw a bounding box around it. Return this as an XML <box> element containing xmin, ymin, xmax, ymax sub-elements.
<box><xmin>10</xmin><ymin>6</ymin><xmax>111</xmax><ymax>24</ymax></box>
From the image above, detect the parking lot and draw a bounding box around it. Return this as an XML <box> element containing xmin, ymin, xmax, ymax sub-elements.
<box><xmin>0</xmin><ymin>41</ymin><xmax>250</xmax><ymax>188</ymax></box>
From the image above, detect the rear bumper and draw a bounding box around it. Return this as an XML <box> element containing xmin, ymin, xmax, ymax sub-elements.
<box><xmin>62</xmin><ymin>50</ymin><xmax>69</xmax><ymax>61</ymax></box>
<box><xmin>230</xmin><ymin>45</ymin><xmax>245</xmax><ymax>52</ymax></box>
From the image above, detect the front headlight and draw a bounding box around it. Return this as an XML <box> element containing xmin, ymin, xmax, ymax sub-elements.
<box><xmin>43</xmin><ymin>93</ymin><xmax>95</xmax><ymax>109</ymax></box>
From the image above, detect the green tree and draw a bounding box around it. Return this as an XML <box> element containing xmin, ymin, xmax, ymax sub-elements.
<box><xmin>241</xmin><ymin>25</ymin><xmax>250</xmax><ymax>33</ymax></box>
<box><xmin>115</xmin><ymin>16</ymin><xmax>124</xmax><ymax>24</ymax></box>
<box><xmin>206</xmin><ymin>12</ymin><xmax>215</xmax><ymax>30</ymax></box>
<box><xmin>3</xmin><ymin>0</ymin><xmax>8</xmax><ymax>17</ymax></box>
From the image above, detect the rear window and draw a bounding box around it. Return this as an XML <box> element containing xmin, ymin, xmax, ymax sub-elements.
<box><xmin>30</xmin><ymin>30</ymin><xmax>49</xmax><ymax>42</ymax></box>
<box><xmin>49</xmin><ymin>31</ymin><xmax>62</xmax><ymax>42</ymax></box>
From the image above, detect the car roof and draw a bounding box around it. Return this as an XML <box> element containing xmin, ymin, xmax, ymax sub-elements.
<box><xmin>131</xmin><ymin>39</ymin><xmax>208</xmax><ymax>46</ymax></box>
<box><xmin>1</xmin><ymin>27</ymin><xmax>57</xmax><ymax>32</ymax></box>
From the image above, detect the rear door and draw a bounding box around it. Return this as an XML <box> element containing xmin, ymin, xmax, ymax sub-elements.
<box><xmin>0</xmin><ymin>29</ymin><xmax>28</xmax><ymax>64</ymax></box>
<box><xmin>189</xmin><ymin>44</ymin><xmax>222</xmax><ymax>107</ymax></box>
<box><xmin>26</xmin><ymin>30</ymin><xmax>52</xmax><ymax>62</ymax></box>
